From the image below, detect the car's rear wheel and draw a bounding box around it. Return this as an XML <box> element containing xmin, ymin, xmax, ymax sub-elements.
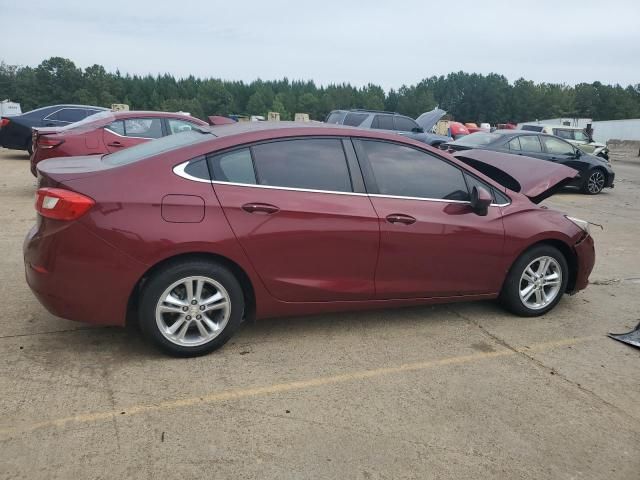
<box><xmin>139</xmin><ymin>260</ymin><xmax>244</xmax><ymax>357</ymax></box>
<box><xmin>500</xmin><ymin>245</ymin><xmax>568</xmax><ymax>317</ymax></box>
<box><xmin>582</xmin><ymin>168</ymin><xmax>606</xmax><ymax>195</ymax></box>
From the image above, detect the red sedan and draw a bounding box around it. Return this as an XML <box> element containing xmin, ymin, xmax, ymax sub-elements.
<box><xmin>24</xmin><ymin>123</ymin><xmax>595</xmax><ymax>356</ymax></box>
<box><xmin>30</xmin><ymin>110</ymin><xmax>208</xmax><ymax>175</ymax></box>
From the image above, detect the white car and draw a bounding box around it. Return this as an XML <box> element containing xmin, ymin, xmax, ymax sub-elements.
<box><xmin>520</xmin><ymin>124</ymin><xmax>609</xmax><ymax>160</ymax></box>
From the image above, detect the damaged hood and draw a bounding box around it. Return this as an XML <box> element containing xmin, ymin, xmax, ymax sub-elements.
<box><xmin>415</xmin><ymin>108</ymin><xmax>446</xmax><ymax>132</ymax></box>
<box><xmin>452</xmin><ymin>149</ymin><xmax>579</xmax><ymax>203</ymax></box>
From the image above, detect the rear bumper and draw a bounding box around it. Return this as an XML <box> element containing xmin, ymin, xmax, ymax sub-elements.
<box><xmin>23</xmin><ymin>220</ymin><xmax>148</xmax><ymax>326</ymax></box>
<box><xmin>571</xmin><ymin>233</ymin><xmax>595</xmax><ymax>293</ymax></box>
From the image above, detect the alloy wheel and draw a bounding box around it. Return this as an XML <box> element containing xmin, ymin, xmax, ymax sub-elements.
<box><xmin>518</xmin><ymin>256</ymin><xmax>563</xmax><ymax>310</ymax></box>
<box><xmin>155</xmin><ymin>276</ymin><xmax>231</xmax><ymax>347</ymax></box>
<box><xmin>587</xmin><ymin>170</ymin><xmax>605</xmax><ymax>194</ymax></box>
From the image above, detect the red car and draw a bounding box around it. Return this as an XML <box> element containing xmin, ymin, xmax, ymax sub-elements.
<box><xmin>24</xmin><ymin>123</ymin><xmax>595</xmax><ymax>357</ymax></box>
<box><xmin>30</xmin><ymin>110</ymin><xmax>208</xmax><ymax>175</ymax></box>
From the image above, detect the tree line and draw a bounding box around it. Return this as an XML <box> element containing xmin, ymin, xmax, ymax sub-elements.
<box><xmin>1</xmin><ymin>57</ymin><xmax>639</xmax><ymax>124</ymax></box>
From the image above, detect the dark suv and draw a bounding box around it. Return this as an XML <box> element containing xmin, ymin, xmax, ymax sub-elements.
<box><xmin>325</xmin><ymin>109</ymin><xmax>451</xmax><ymax>147</ymax></box>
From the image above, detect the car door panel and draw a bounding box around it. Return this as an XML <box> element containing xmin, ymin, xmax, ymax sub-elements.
<box><xmin>354</xmin><ymin>139</ymin><xmax>505</xmax><ymax>299</ymax></box>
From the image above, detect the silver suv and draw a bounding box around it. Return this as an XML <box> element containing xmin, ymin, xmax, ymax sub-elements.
<box><xmin>325</xmin><ymin>108</ymin><xmax>452</xmax><ymax>147</ymax></box>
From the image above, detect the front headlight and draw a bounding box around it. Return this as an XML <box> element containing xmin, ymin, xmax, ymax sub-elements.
<box><xmin>566</xmin><ymin>216</ymin><xmax>590</xmax><ymax>234</ymax></box>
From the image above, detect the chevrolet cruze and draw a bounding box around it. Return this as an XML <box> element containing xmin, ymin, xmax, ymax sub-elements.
<box><xmin>24</xmin><ymin>122</ymin><xmax>595</xmax><ymax>356</ymax></box>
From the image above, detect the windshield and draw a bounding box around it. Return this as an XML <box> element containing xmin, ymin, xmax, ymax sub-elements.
<box><xmin>103</xmin><ymin>129</ymin><xmax>214</xmax><ymax>166</ymax></box>
<box><xmin>452</xmin><ymin>132</ymin><xmax>501</xmax><ymax>146</ymax></box>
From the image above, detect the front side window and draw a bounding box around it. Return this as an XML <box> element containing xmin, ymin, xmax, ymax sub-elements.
<box><xmin>394</xmin><ymin>116</ymin><xmax>419</xmax><ymax>132</ymax></box>
<box><xmin>106</xmin><ymin>120</ymin><xmax>125</xmax><ymax>135</ymax></box>
<box><xmin>325</xmin><ymin>111</ymin><xmax>346</xmax><ymax>124</ymax></box>
<box><xmin>370</xmin><ymin>115</ymin><xmax>394</xmax><ymax>130</ymax></box>
<box><xmin>209</xmin><ymin>149</ymin><xmax>257</xmax><ymax>184</ymax></box>
<box><xmin>360</xmin><ymin>140</ymin><xmax>468</xmax><ymax>201</ymax></box>
<box><xmin>252</xmin><ymin>139</ymin><xmax>352</xmax><ymax>192</ymax></box>
<box><xmin>168</xmin><ymin>118</ymin><xmax>199</xmax><ymax>134</ymax></box>
<box><xmin>518</xmin><ymin>135</ymin><xmax>543</xmax><ymax>153</ymax></box>
<box><xmin>542</xmin><ymin>136</ymin><xmax>575</xmax><ymax>155</ymax></box>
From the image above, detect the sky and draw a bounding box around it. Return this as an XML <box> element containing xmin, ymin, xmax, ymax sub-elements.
<box><xmin>1</xmin><ymin>0</ymin><xmax>639</xmax><ymax>90</ymax></box>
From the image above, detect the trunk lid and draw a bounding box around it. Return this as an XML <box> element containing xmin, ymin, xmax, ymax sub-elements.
<box><xmin>452</xmin><ymin>149</ymin><xmax>579</xmax><ymax>204</ymax></box>
<box><xmin>37</xmin><ymin>155</ymin><xmax>115</xmax><ymax>185</ymax></box>
<box><xmin>415</xmin><ymin>108</ymin><xmax>446</xmax><ymax>132</ymax></box>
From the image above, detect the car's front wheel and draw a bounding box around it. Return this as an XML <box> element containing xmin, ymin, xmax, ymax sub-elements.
<box><xmin>139</xmin><ymin>259</ymin><xmax>244</xmax><ymax>357</ymax></box>
<box><xmin>500</xmin><ymin>245</ymin><xmax>569</xmax><ymax>317</ymax></box>
<box><xmin>582</xmin><ymin>168</ymin><xmax>606</xmax><ymax>195</ymax></box>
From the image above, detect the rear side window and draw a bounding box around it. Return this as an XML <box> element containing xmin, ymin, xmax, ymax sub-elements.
<box><xmin>371</xmin><ymin>115</ymin><xmax>394</xmax><ymax>130</ymax></box>
<box><xmin>518</xmin><ymin>135</ymin><xmax>542</xmax><ymax>153</ymax></box>
<box><xmin>183</xmin><ymin>156</ymin><xmax>210</xmax><ymax>180</ymax></box>
<box><xmin>343</xmin><ymin>112</ymin><xmax>368</xmax><ymax>127</ymax></box>
<box><xmin>360</xmin><ymin>140</ymin><xmax>468</xmax><ymax>201</ymax></box>
<box><xmin>168</xmin><ymin>118</ymin><xmax>199</xmax><ymax>134</ymax></box>
<box><xmin>123</xmin><ymin>118</ymin><xmax>163</xmax><ymax>138</ymax></box>
<box><xmin>508</xmin><ymin>137</ymin><xmax>521</xmax><ymax>151</ymax></box>
<box><xmin>209</xmin><ymin>149</ymin><xmax>257</xmax><ymax>184</ymax></box>
<box><xmin>394</xmin><ymin>116</ymin><xmax>418</xmax><ymax>132</ymax></box>
<box><xmin>55</xmin><ymin>108</ymin><xmax>87</xmax><ymax>123</ymax></box>
<box><xmin>252</xmin><ymin>139</ymin><xmax>352</xmax><ymax>192</ymax></box>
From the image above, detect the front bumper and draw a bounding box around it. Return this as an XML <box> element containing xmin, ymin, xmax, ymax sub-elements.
<box><xmin>571</xmin><ymin>233</ymin><xmax>595</xmax><ymax>293</ymax></box>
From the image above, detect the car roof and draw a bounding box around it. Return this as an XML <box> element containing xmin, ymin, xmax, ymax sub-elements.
<box><xmin>330</xmin><ymin>109</ymin><xmax>400</xmax><ymax>116</ymax></box>
<box><xmin>521</xmin><ymin>123</ymin><xmax>583</xmax><ymax>130</ymax></box>
<box><xmin>111</xmin><ymin>110</ymin><xmax>202</xmax><ymax>120</ymax></box>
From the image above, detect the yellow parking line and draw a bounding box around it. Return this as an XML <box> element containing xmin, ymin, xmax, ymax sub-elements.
<box><xmin>0</xmin><ymin>335</ymin><xmax>599</xmax><ymax>437</ymax></box>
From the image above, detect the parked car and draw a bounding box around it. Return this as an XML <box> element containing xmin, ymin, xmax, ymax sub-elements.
<box><xmin>520</xmin><ymin>124</ymin><xmax>609</xmax><ymax>160</ymax></box>
<box><xmin>25</xmin><ymin>122</ymin><xmax>595</xmax><ymax>356</ymax></box>
<box><xmin>325</xmin><ymin>108</ymin><xmax>451</xmax><ymax>146</ymax></box>
<box><xmin>30</xmin><ymin>110</ymin><xmax>209</xmax><ymax>175</ymax></box>
<box><xmin>0</xmin><ymin>104</ymin><xmax>107</xmax><ymax>154</ymax></box>
<box><xmin>435</xmin><ymin>120</ymin><xmax>470</xmax><ymax>139</ymax></box>
<box><xmin>442</xmin><ymin>130</ymin><xmax>614</xmax><ymax>194</ymax></box>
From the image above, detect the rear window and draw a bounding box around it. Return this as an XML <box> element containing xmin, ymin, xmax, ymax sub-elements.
<box><xmin>103</xmin><ymin>130</ymin><xmax>213</xmax><ymax>166</ymax></box>
<box><xmin>452</xmin><ymin>132</ymin><xmax>501</xmax><ymax>147</ymax></box>
<box><xmin>521</xmin><ymin>125</ymin><xmax>543</xmax><ymax>132</ymax></box>
<box><xmin>325</xmin><ymin>112</ymin><xmax>346</xmax><ymax>124</ymax></box>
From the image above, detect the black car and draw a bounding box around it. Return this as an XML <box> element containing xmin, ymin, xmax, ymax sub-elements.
<box><xmin>442</xmin><ymin>130</ymin><xmax>615</xmax><ymax>195</ymax></box>
<box><xmin>0</xmin><ymin>104</ymin><xmax>107</xmax><ymax>154</ymax></box>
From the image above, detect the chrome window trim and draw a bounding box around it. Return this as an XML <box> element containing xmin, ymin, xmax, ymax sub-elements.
<box><xmin>173</xmin><ymin>160</ymin><xmax>509</xmax><ymax>206</ymax></box>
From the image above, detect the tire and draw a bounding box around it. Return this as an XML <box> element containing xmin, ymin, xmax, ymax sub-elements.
<box><xmin>581</xmin><ymin>168</ymin><xmax>606</xmax><ymax>195</ymax></box>
<box><xmin>138</xmin><ymin>259</ymin><xmax>245</xmax><ymax>357</ymax></box>
<box><xmin>500</xmin><ymin>245</ymin><xmax>569</xmax><ymax>317</ymax></box>
<box><xmin>26</xmin><ymin>138</ymin><xmax>33</xmax><ymax>156</ymax></box>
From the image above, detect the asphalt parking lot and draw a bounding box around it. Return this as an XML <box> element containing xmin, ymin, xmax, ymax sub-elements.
<box><xmin>0</xmin><ymin>148</ymin><xmax>638</xmax><ymax>479</ymax></box>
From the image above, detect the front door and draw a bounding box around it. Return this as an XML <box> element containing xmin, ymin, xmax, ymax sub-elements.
<box><xmin>209</xmin><ymin>138</ymin><xmax>380</xmax><ymax>302</ymax></box>
<box><xmin>355</xmin><ymin>139</ymin><xmax>505</xmax><ymax>299</ymax></box>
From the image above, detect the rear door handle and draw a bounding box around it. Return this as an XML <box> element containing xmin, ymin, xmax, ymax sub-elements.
<box><xmin>242</xmin><ymin>203</ymin><xmax>280</xmax><ymax>214</ymax></box>
<box><xmin>386</xmin><ymin>213</ymin><xmax>416</xmax><ymax>225</ymax></box>
<box><xmin>108</xmin><ymin>141</ymin><xmax>124</xmax><ymax>147</ymax></box>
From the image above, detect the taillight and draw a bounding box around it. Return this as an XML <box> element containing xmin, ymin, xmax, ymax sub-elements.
<box><xmin>35</xmin><ymin>188</ymin><xmax>95</xmax><ymax>221</ymax></box>
<box><xmin>0</xmin><ymin>118</ymin><xmax>9</xmax><ymax>128</ymax></box>
<box><xmin>37</xmin><ymin>136</ymin><xmax>64</xmax><ymax>149</ymax></box>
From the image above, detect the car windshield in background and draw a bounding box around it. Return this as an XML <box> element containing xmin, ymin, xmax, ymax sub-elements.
<box><xmin>325</xmin><ymin>112</ymin><xmax>346</xmax><ymax>124</ymax></box>
<box><xmin>521</xmin><ymin>125</ymin><xmax>543</xmax><ymax>132</ymax></box>
<box><xmin>453</xmin><ymin>132</ymin><xmax>501</xmax><ymax>146</ymax></box>
<box><xmin>104</xmin><ymin>129</ymin><xmax>213</xmax><ymax>165</ymax></box>
<box><xmin>58</xmin><ymin>111</ymin><xmax>115</xmax><ymax>131</ymax></box>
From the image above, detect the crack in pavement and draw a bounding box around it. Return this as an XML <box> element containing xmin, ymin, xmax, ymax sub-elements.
<box><xmin>0</xmin><ymin>326</ymin><xmax>109</xmax><ymax>341</ymax></box>
<box><xmin>448</xmin><ymin>307</ymin><xmax>640</xmax><ymax>424</ymax></box>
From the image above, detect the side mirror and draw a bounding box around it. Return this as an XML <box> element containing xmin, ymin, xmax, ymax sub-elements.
<box><xmin>412</xmin><ymin>127</ymin><xmax>424</xmax><ymax>133</ymax></box>
<box><xmin>470</xmin><ymin>186</ymin><xmax>492</xmax><ymax>216</ymax></box>
<box><xmin>574</xmin><ymin>148</ymin><xmax>582</xmax><ymax>158</ymax></box>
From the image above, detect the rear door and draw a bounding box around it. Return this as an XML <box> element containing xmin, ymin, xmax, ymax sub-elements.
<box><xmin>103</xmin><ymin>117</ymin><xmax>164</xmax><ymax>152</ymax></box>
<box><xmin>515</xmin><ymin>134</ymin><xmax>549</xmax><ymax>161</ymax></box>
<box><xmin>209</xmin><ymin>137</ymin><xmax>379</xmax><ymax>302</ymax></box>
<box><xmin>354</xmin><ymin>139</ymin><xmax>505</xmax><ymax>298</ymax></box>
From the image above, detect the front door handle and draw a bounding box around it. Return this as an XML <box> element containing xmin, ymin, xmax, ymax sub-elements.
<box><xmin>386</xmin><ymin>213</ymin><xmax>416</xmax><ymax>225</ymax></box>
<box><xmin>242</xmin><ymin>203</ymin><xmax>280</xmax><ymax>214</ymax></box>
<box><xmin>108</xmin><ymin>141</ymin><xmax>124</xmax><ymax>147</ymax></box>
